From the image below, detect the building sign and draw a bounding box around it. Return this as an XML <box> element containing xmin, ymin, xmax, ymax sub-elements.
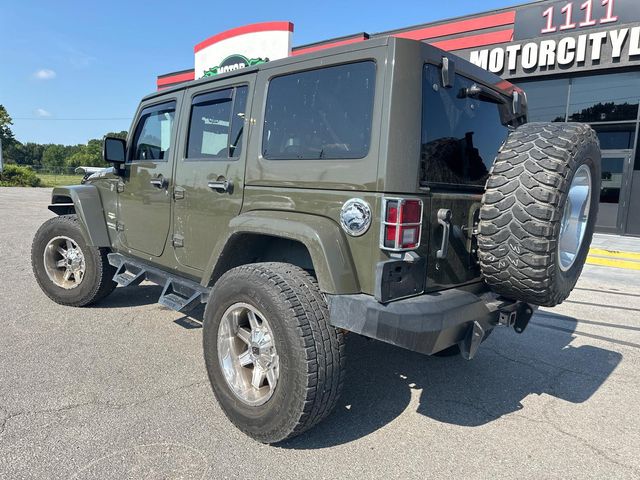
<box><xmin>514</xmin><ymin>0</ymin><xmax>640</xmax><ymax>40</ymax></box>
<box><xmin>464</xmin><ymin>23</ymin><xmax>640</xmax><ymax>78</ymax></box>
<box><xmin>194</xmin><ymin>22</ymin><xmax>293</xmax><ymax>79</ymax></box>
<box><xmin>202</xmin><ymin>55</ymin><xmax>269</xmax><ymax>77</ymax></box>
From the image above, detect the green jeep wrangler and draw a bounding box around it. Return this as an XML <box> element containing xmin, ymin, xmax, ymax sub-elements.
<box><xmin>31</xmin><ymin>37</ymin><xmax>601</xmax><ymax>443</ymax></box>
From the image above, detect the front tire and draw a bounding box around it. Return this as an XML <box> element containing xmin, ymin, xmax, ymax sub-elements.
<box><xmin>203</xmin><ymin>263</ymin><xmax>345</xmax><ymax>443</ymax></box>
<box><xmin>31</xmin><ymin>215</ymin><xmax>116</xmax><ymax>307</ymax></box>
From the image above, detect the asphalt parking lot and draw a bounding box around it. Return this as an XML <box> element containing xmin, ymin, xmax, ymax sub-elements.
<box><xmin>1</xmin><ymin>187</ymin><xmax>639</xmax><ymax>479</ymax></box>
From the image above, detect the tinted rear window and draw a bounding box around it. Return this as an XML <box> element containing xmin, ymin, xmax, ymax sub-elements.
<box><xmin>262</xmin><ymin>61</ymin><xmax>376</xmax><ymax>160</ymax></box>
<box><xmin>421</xmin><ymin>64</ymin><xmax>508</xmax><ymax>187</ymax></box>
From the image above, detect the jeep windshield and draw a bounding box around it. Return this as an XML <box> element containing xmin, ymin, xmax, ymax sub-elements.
<box><xmin>420</xmin><ymin>63</ymin><xmax>514</xmax><ymax>188</ymax></box>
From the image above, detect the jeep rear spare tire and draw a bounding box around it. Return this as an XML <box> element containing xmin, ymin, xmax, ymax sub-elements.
<box><xmin>478</xmin><ymin>122</ymin><xmax>601</xmax><ymax>307</ymax></box>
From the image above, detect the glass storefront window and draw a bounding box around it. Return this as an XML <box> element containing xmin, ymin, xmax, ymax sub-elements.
<box><xmin>517</xmin><ymin>78</ymin><xmax>569</xmax><ymax>122</ymax></box>
<box><xmin>568</xmin><ymin>72</ymin><xmax>640</xmax><ymax>122</ymax></box>
<box><xmin>591</xmin><ymin>124</ymin><xmax>637</xmax><ymax>150</ymax></box>
<box><xmin>601</xmin><ymin>156</ymin><xmax>624</xmax><ymax>204</ymax></box>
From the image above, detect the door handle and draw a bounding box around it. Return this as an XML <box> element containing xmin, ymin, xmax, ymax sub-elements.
<box><xmin>207</xmin><ymin>179</ymin><xmax>233</xmax><ymax>194</ymax></box>
<box><xmin>436</xmin><ymin>209</ymin><xmax>452</xmax><ymax>259</ymax></box>
<box><xmin>150</xmin><ymin>175</ymin><xmax>167</xmax><ymax>189</ymax></box>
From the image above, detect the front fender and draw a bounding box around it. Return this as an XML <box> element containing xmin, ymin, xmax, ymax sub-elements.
<box><xmin>49</xmin><ymin>185</ymin><xmax>110</xmax><ymax>247</ymax></box>
<box><xmin>203</xmin><ymin>211</ymin><xmax>360</xmax><ymax>295</ymax></box>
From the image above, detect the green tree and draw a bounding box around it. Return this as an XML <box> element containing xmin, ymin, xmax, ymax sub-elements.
<box><xmin>6</xmin><ymin>142</ymin><xmax>45</xmax><ymax>166</ymax></box>
<box><xmin>0</xmin><ymin>105</ymin><xmax>16</xmax><ymax>146</ymax></box>
<box><xmin>21</xmin><ymin>142</ymin><xmax>46</xmax><ymax>166</ymax></box>
<box><xmin>0</xmin><ymin>105</ymin><xmax>19</xmax><ymax>163</ymax></box>
<box><xmin>41</xmin><ymin>144</ymin><xmax>68</xmax><ymax>168</ymax></box>
<box><xmin>1</xmin><ymin>122</ymin><xmax>128</xmax><ymax>169</ymax></box>
<box><xmin>66</xmin><ymin>139</ymin><xmax>108</xmax><ymax>168</ymax></box>
<box><xmin>106</xmin><ymin>131</ymin><xmax>128</xmax><ymax>140</ymax></box>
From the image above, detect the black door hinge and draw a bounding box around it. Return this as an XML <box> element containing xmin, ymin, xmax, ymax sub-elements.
<box><xmin>172</xmin><ymin>234</ymin><xmax>184</xmax><ymax>248</ymax></box>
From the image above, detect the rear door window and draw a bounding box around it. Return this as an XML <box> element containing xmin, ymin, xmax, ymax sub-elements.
<box><xmin>262</xmin><ymin>61</ymin><xmax>376</xmax><ymax>160</ymax></box>
<box><xmin>187</xmin><ymin>86</ymin><xmax>248</xmax><ymax>160</ymax></box>
<box><xmin>421</xmin><ymin>64</ymin><xmax>509</xmax><ymax>187</ymax></box>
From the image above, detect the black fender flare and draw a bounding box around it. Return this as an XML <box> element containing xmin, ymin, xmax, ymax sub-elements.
<box><xmin>49</xmin><ymin>185</ymin><xmax>111</xmax><ymax>247</ymax></box>
<box><xmin>202</xmin><ymin>211</ymin><xmax>360</xmax><ymax>295</ymax></box>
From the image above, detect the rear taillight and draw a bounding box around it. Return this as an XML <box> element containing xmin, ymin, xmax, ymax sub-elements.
<box><xmin>381</xmin><ymin>198</ymin><xmax>424</xmax><ymax>251</ymax></box>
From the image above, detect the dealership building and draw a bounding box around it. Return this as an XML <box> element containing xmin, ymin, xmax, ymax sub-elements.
<box><xmin>157</xmin><ymin>0</ymin><xmax>640</xmax><ymax>236</ymax></box>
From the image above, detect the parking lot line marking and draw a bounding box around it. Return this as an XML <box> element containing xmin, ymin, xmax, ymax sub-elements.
<box><xmin>536</xmin><ymin>312</ymin><xmax>640</xmax><ymax>331</ymax></box>
<box><xmin>586</xmin><ymin>256</ymin><xmax>640</xmax><ymax>271</ymax></box>
<box><xmin>532</xmin><ymin>322</ymin><xmax>640</xmax><ymax>349</ymax></box>
<box><xmin>589</xmin><ymin>248</ymin><xmax>640</xmax><ymax>261</ymax></box>
<box><xmin>574</xmin><ymin>287</ymin><xmax>640</xmax><ymax>298</ymax></box>
<box><xmin>563</xmin><ymin>300</ymin><xmax>640</xmax><ymax>313</ymax></box>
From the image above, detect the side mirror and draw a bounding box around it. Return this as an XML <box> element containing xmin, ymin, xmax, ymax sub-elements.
<box><xmin>103</xmin><ymin>136</ymin><xmax>126</xmax><ymax>164</ymax></box>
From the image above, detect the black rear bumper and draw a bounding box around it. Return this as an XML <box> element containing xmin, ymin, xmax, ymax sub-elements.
<box><xmin>327</xmin><ymin>285</ymin><xmax>533</xmax><ymax>357</ymax></box>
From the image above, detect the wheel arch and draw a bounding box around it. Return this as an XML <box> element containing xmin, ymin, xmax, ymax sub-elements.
<box><xmin>203</xmin><ymin>211</ymin><xmax>360</xmax><ymax>295</ymax></box>
<box><xmin>48</xmin><ymin>185</ymin><xmax>111</xmax><ymax>247</ymax></box>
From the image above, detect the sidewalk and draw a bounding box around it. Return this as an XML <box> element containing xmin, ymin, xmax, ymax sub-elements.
<box><xmin>587</xmin><ymin>233</ymin><xmax>640</xmax><ymax>271</ymax></box>
<box><xmin>590</xmin><ymin>233</ymin><xmax>640</xmax><ymax>254</ymax></box>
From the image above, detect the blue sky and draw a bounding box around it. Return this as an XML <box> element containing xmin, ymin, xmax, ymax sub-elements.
<box><xmin>0</xmin><ymin>0</ymin><xmax>523</xmax><ymax>145</ymax></box>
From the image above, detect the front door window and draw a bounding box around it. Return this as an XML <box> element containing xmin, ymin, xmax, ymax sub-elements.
<box><xmin>130</xmin><ymin>102</ymin><xmax>176</xmax><ymax>161</ymax></box>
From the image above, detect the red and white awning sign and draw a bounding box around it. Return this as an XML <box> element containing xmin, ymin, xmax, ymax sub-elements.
<box><xmin>194</xmin><ymin>22</ymin><xmax>293</xmax><ymax>79</ymax></box>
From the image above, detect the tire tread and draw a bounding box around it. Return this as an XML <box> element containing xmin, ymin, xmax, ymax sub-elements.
<box><xmin>478</xmin><ymin>123</ymin><xmax>599</xmax><ymax>307</ymax></box>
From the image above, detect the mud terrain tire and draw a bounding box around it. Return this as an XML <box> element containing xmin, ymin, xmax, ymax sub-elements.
<box><xmin>477</xmin><ymin>123</ymin><xmax>601</xmax><ymax>307</ymax></box>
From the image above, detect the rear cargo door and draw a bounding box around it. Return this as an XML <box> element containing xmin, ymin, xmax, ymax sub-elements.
<box><xmin>420</xmin><ymin>63</ymin><xmax>509</xmax><ymax>291</ymax></box>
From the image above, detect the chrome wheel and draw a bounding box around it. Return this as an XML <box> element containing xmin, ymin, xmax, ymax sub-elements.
<box><xmin>217</xmin><ymin>303</ymin><xmax>279</xmax><ymax>406</ymax></box>
<box><xmin>558</xmin><ymin>164</ymin><xmax>592</xmax><ymax>272</ymax></box>
<box><xmin>43</xmin><ymin>236</ymin><xmax>86</xmax><ymax>289</ymax></box>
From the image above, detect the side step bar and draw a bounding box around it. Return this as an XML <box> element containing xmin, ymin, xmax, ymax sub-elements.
<box><xmin>107</xmin><ymin>253</ymin><xmax>210</xmax><ymax>313</ymax></box>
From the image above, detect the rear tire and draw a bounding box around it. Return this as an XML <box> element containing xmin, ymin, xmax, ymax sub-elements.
<box><xmin>203</xmin><ymin>263</ymin><xmax>346</xmax><ymax>443</ymax></box>
<box><xmin>31</xmin><ymin>215</ymin><xmax>117</xmax><ymax>307</ymax></box>
<box><xmin>478</xmin><ymin>123</ymin><xmax>600</xmax><ymax>307</ymax></box>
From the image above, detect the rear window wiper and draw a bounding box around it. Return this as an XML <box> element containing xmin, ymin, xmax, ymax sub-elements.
<box><xmin>458</xmin><ymin>84</ymin><xmax>507</xmax><ymax>105</ymax></box>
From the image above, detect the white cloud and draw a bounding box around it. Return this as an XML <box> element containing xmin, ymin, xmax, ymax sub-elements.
<box><xmin>34</xmin><ymin>108</ymin><xmax>52</xmax><ymax>117</ymax></box>
<box><xmin>33</xmin><ymin>69</ymin><xmax>57</xmax><ymax>80</ymax></box>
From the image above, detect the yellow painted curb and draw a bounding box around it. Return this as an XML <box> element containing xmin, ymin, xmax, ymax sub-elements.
<box><xmin>589</xmin><ymin>248</ymin><xmax>640</xmax><ymax>261</ymax></box>
<box><xmin>586</xmin><ymin>256</ymin><xmax>640</xmax><ymax>271</ymax></box>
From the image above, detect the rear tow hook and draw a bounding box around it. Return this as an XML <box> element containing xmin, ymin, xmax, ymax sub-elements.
<box><xmin>460</xmin><ymin>321</ymin><xmax>485</xmax><ymax>361</ymax></box>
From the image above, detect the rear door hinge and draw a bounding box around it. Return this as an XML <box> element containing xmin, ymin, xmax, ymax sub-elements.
<box><xmin>116</xmin><ymin>221</ymin><xmax>125</xmax><ymax>232</ymax></box>
<box><xmin>173</xmin><ymin>186</ymin><xmax>185</xmax><ymax>200</ymax></box>
<box><xmin>172</xmin><ymin>234</ymin><xmax>184</xmax><ymax>248</ymax></box>
<box><xmin>116</xmin><ymin>182</ymin><xmax>125</xmax><ymax>193</ymax></box>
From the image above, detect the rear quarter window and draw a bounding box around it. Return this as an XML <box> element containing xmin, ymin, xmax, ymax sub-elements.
<box><xmin>262</xmin><ymin>61</ymin><xmax>376</xmax><ymax>160</ymax></box>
